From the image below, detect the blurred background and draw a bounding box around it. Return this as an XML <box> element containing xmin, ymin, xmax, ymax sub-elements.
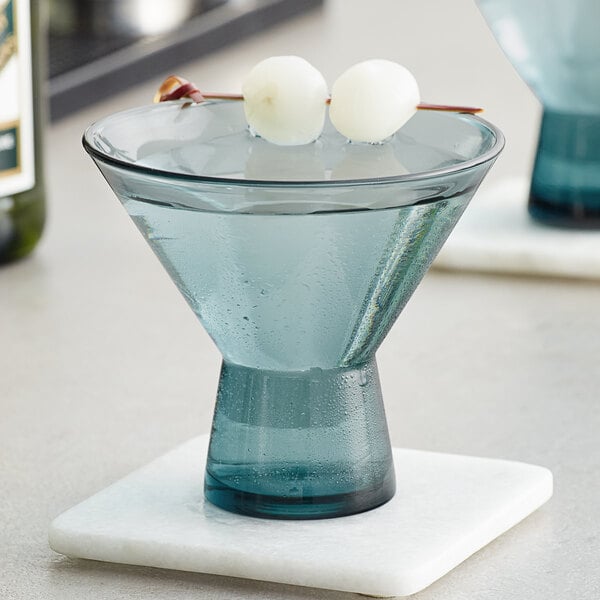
<box><xmin>47</xmin><ymin>0</ymin><xmax>323</xmax><ymax>120</ymax></box>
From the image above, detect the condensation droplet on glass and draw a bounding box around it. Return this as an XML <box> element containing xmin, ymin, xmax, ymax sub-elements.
<box><xmin>358</xmin><ymin>370</ymin><xmax>368</xmax><ymax>387</ymax></box>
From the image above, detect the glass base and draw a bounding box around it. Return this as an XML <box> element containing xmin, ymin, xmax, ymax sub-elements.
<box><xmin>204</xmin><ymin>359</ymin><xmax>396</xmax><ymax>519</ymax></box>
<box><xmin>205</xmin><ymin>469</ymin><xmax>395</xmax><ymax>520</ymax></box>
<box><xmin>528</xmin><ymin>193</ymin><xmax>600</xmax><ymax>229</ymax></box>
<box><xmin>528</xmin><ymin>110</ymin><xmax>600</xmax><ymax>228</ymax></box>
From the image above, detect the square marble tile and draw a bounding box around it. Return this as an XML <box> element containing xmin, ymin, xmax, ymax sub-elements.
<box><xmin>49</xmin><ymin>435</ymin><xmax>552</xmax><ymax>597</ymax></box>
<box><xmin>435</xmin><ymin>176</ymin><xmax>600</xmax><ymax>280</ymax></box>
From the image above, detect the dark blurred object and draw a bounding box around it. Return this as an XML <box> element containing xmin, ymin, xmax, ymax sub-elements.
<box><xmin>48</xmin><ymin>0</ymin><xmax>324</xmax><ymax>121</ymax></box>
<box><xmin>49</xmin><ymin>0</ymin><xmax>203</xmax><ymax>37</ymax></box>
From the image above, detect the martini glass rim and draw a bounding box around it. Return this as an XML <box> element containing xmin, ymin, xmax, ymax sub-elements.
<box><xmin>83</xmin><ymin>101</ymin><xmax>505</xmax><ymax>191</ymax></box>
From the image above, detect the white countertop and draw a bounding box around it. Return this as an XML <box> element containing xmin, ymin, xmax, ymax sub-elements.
<box><xmin>2</xmin><ymin>1</ymin><xmax>599</xmax><ymax>598</ymax></box>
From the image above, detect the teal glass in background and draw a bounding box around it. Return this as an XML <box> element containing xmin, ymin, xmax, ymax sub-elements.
<box><xmin>477</xmin><ymin>0</ymin><xmax>600</xmax><ymax>227</ymax></box>
<box><xmin>84</xmin><ymin>101</ymin><xmax>503</xmax><ymax>519</ymax></box>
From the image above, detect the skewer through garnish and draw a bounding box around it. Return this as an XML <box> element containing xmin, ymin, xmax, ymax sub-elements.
<box><xmin>154</xmin><ymin>77</ymin><xmax>483</xmax><ymax>114</ymax></box>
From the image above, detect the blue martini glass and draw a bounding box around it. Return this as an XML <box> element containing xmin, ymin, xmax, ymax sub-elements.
<box><xmin>477</xmin><ymin>0</ymin><xmax>600</xmax><ymax>227</ymax></box>
<box><xmin>84</xmin><ymin>101</ymin><xmax>503</xmax><ymax>519</ymax></box>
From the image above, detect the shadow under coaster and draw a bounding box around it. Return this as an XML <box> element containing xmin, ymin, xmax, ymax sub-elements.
<box><xmin>49</xmin><ymin>435</ymin><xmax>552</xmax><ymax>597</ymax></box>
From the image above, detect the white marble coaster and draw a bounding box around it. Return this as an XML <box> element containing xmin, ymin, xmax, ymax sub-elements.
<box><xmin>49</xmin><ymin>435</ymin><xmax>552</xmax><ymax>597</ymax></box>
<box><xmin>434</xmin><ymin>176</ymin><xmax>600</xmax><ymax>280</ymax></box>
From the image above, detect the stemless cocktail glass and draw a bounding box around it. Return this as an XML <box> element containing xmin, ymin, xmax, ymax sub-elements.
<box><xmin>84</xmin><ymin>100</ymin><xmax>503</xmax><ymax>519</ymax></box>
<box><xmin>477</xmin><ymin>0</ymin><xmax>600</xmax><ymax>227</ymax></box>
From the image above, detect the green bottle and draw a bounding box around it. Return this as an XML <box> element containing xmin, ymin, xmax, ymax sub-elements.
<box><xmin>0</xmin><ymin>0</ymin><xmax>45</xmax><ymax>264</ymax></box>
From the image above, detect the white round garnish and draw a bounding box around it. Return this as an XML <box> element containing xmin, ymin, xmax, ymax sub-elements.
<box><xmin>242</xmin><ymin>56</ymin><xmax>329</xmax><ymax>146</ymax></box>
<box><xmin>329</xmin><ymin>59</ymin><xmax>420</xmax><ymax>143</ymax></box>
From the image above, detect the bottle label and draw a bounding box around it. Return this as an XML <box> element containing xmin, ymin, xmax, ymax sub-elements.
<box><xmin>0</xmin><ymin>0</ymin><xmax>35</xmax><ymax>198</ymax></box>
